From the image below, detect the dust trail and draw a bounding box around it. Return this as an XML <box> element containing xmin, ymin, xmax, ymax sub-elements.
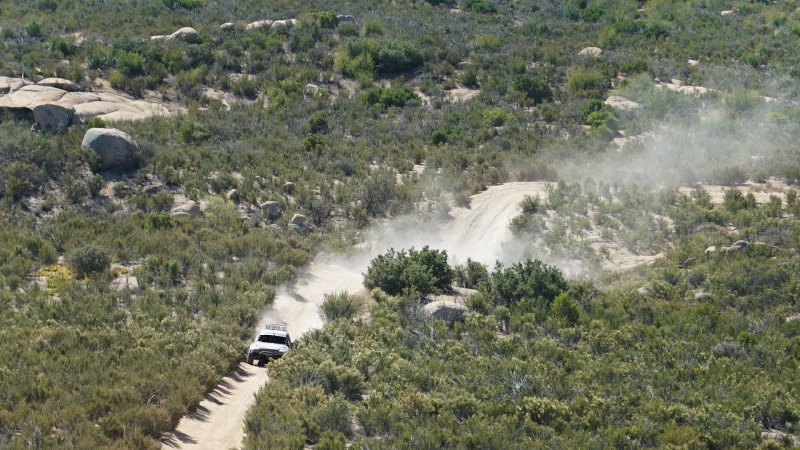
<box><xmin>161</xmin><ymin>181</ymin><xmax>560</xmax><ymax>450</ymax></box>
<box><xmin>262</xmin><ymin>181</ymin><xmax>554</xmax><ymax>336</ymax></box>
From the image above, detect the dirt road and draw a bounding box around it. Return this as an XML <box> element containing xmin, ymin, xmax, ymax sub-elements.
<box><xmin>159</xmin><ymin>181</ymin><xmax>560</xmax><ymax>450</ymax></box>
<box><xmin>160</xmin><ymin>261</ymin><xmax>364</xmax><ymax>450</ymax></box>
<box><xmin>161</xmin><ymin>363</ymin><xmax>269</xmax><ymax>450</ymax></box>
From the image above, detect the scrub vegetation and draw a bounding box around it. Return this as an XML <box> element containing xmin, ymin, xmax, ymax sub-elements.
<box><xmin>1</xmin><ymin>0</ymin><xmax>800</xmax><ymax>448</ymax></box>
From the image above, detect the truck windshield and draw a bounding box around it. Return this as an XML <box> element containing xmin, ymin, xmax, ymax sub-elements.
<box><xmin>257</xmin><ymin>335</ymin><xmax>288</xmax><ymax>345</ymax></box>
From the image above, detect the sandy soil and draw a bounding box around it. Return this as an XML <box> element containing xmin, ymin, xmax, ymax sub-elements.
<box><xmin>161</xmin><ymin>363</ymin><xmax>269</xmax><ymax>450</ymax></box>
<box><xmin>442</xmin><ymin>182</ymin><xmax>553</xmax><ymax>265</ymax></box>
<box><xmin>678</xmin><ymin>178</ymin><xmax>790</xmax><ymax>205</ymax></box>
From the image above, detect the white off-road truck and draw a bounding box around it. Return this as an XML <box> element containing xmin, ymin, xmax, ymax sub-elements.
<box><xmin>247</xmin><ymin>324</ymin><xmax>293</xmax><ymax>365</ymax></box>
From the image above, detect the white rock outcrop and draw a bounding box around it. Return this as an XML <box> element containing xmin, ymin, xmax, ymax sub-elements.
<box><xmin>421</xmin><ymin>300</ymin><xmax>468</xmax><ymax>323</ymax></box>
<box><xmin>245</xmin><ymin>19</ymin><xmax>272</xmax><ymax>30</ymax></box>
<box><xmin>0</xmin><ymin>81</ymin><xmax>172</xmax><ymax>122</ymax></box>
<box><xmin>33</xmin><ymin>103</ymin><xmax>81</xmax><ymax>131</ymax></box>
<box><xmin>271</xmin><ymin>19</ymin><xmax>297</xmax><ymax>28</ymax></box>
<box><xmin>81</xmin><ymin>128</ymin><xmax>138</xmax><ymax>171</ymax></box>
<box><xmin>171</xmin><ymin>200</ymin><xmax>201</xmax><ymax>217</ymax></box>
<box><xmin>37</xmin><ymin>77</ymin><xmax>80</xmax><ymax>92</ymax></box>
<box><xmin>604</xmin><ymin>96</ymin><xmax>642</xmax><ymax>111</ymax></box>
<box><xmin>578</xmin><ymin>47</ymin><xmax>602</xmax><ymax>57</ymax></box>
<box><xmin>167</xmin><ymin>27</ymin><xmax>199</xmax><ymax>42</ymax></box>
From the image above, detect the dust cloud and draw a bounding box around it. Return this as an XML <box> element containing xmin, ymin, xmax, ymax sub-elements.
<box><xmin>552</xmin><ymin>105</ymin><xmax>796</xmax><ymax>187</ymax></box>
<box><xmin>261</xmin><ymin>182</ymin><xmax>553</xmax><ymax>336</ymax></box>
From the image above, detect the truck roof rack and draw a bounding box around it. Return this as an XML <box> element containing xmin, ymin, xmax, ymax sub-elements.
<box><xmin>264</xmin><ymin>323</ymin><xmax>288</xmax><ymax>332</ymax></box>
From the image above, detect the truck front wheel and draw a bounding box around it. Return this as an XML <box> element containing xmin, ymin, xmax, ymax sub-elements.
<box><xmin>247</xmin><ymin>354</ymin><xmax>255</xmax><ymax>365</ymax></box>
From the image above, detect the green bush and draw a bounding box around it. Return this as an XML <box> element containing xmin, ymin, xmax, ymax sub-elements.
<box><xmin>453</xmin><ymin>258</ymin><xmax>489</xmax><ymax>289</ymax></box>
<box><xmin>319</xmin><ymin>292</ymin><xmax>361</xmax><ymax>322</ymax></box>
<box><xmin>68</xmin><ymin>245</ymin><xmax>111</xmax><ymax>277</ymax></box>
<box><xmin>585</xmin><ymin>110</ymin><xmax>619</xmax><ymax>135</ymax></box>
<box><xmin>115</xmin><ymin>50</ymin><xmax>145</xmax><ymax>76</ymax></box>
<box><xmin>565</xmin><ymin>68</ymin><xmax>607</xmax><ymax>98</ymax></box>
<box><xmin>316</xmin><ymin>431</ymin><xmax>347</xmax><ymax>450</ymax></box>
<box><xmin>479</xmin><ymin>259</ymin><xmax>568</xmax><ymax>309</ymax></box>
<box><xmin>520</xmin><ymin>195</ymin><xmax>542</xmax><ymax>215</ymax></box>
<box><xmin>483</xmin><ymin>108</ymin><xmax>513</xmax><ymax>127</ymax></box>
<box><xmin>550</xmin><ymin>292</ymin><xmax>580</xmax><ymax>326</ymax></box>
<box><xmin>463</xmin><ymin>0</ymin><xmax>497</xmax><ymax>13</ymax></box>
<box><xmin>312</xmin><ymin>396</ymin><xmax>352</xmax><ymax>439</ymax></box>
<box><xmin>336</xmin><ymin>38</ymin><xmax>424</xmax><ymax>79</ymax></box>
<box><xmin>232</xmin><ymin>77</ymin><xmax>259</xmax><ymax>99</ymax></box>
<box><xmin>514</xmin><ymin>75</ymin><xmax>552</xmax><ymax>105</ymax></box>
<box><xmin>163</xmin><ymin>0</ymin><xmax>203</xmax><ymax>9</ymax></box>
<box><xmin>308</xmin><ymin>11</ymin><xmax>339</xmax><ymax>28</ymax></box>
<box><xmin>362</xmin><ymin>86</ymin><xmax>416</xmax><ymax>108</ymax></box>
<box><xmin>363</xmin><ymin>246</ymin><xmax>453</xmax><ymax>296</ymax></box>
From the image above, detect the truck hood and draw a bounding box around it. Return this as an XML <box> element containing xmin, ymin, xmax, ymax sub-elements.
<box><xmin>249</xmin><ymin>342</ymin><xmax>289</xmax><ymax>353</ymax></box>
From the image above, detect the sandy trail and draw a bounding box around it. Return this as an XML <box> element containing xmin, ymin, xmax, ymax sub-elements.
<box><xmin>160</xmin><ymin>181</ymin><xmax>554</xmax><ymax>450</ymax></box>
<box><xmin>161</xmin><ymin>363</ymin><xmax>268</xmax><ymax>450</ymax></box>
<box><xmin>158</xmin><ymin>180</ymin><xmax>694</xmax><ymax>448</ymax></box>
<box><xmin>160</xmin><ymin>263</ymin><xmax>365</xmax><ymax>450</ymax></box>
<box><xmin>442</xmin><ymin>182</ymin><xmax>552</xmax><ymax>265</ymax></box>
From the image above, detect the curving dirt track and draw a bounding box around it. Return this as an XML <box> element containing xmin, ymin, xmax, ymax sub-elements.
<box><xmin>159</xmin><ymin>181</ymin><xmax>570</xmax><ymax>450</ymax></box>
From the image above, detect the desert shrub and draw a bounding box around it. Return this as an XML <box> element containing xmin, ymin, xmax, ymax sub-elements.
<box><xmin>464</xmin><ymin>0</ymin><xmax>497</xmax><ymax>13</ymax></box>
<box><xmin>711</xmin><ymin>166</ymin><xmax>747</xmax><ymax>185</ymax></box>
<box><xmin>514</xmin><ymin>75</ymin><xmax>552</xmax><ymax>105</ymax></box>
<box><xmin>308</xmin><ymin>11</ymin><xmax>339</xmax><ymax>28</ymax></box>
<box><xmin>461</xmin><ymin>68</ymin><xmax>478</xmax><ymax>87</ymax></box>
<box><xmin>115</xmin><ymin>50</ymin><xmax>145</xmax><ymax>76</ymax></box>
<box><xmin>725</xmin><ymin>89</ymin><xmax>762</xmax><ymax>115</ymax></box>
<box><xmin>483</xmin><ymin>108</ymin><xmax>513</xmax><ymax>127</ymax></box>
<box><xmin>550</xmin><ymin>292</ymin><xmax>580</xmax><ymax>326</ymax></box>
<box><xmin>336</xmin><ymin>22</ymin><xmax>359</xmax><ymax>37</ymax></box>
<box><xmin>723</xmin><ymin>188</ymin><xmax>750</xmax><ymax>212</ymax></box>
<box><xmin>363</xmin><ymin>246</ymin><xmax>453</xmax><ymax>296</ymax></box>
<box><xmin>565</xmin><ymin>68</ymin><xmax>607</xmax><ymax>98</ymax></box>
<box><xmin>307</xmin><ymin>112</ymin><xmax>330</xmax><ymax>134</ymax></box>
<box><xmin>319</xmin><ymin>292</ymin><xmax>361</xmax><ymax>322</ymax></box>
<box><xmin>232</xmin><ymin>77</ymin><xmax>259</xmax><ymax>99</ymax></box>
<box><xmin>712</xmin><ymin>341</ymin><xmax>746</xmax><ymax>359</ymax></box>
<box><xmin>520</xmin><ymin>195</ymin><xmax>542</xmax><ymax>215</ymax></box>
<box><xmin>613</xmin><ymin>19</ymin><xmax>671</xmax><ymax>38</ymax></box>
<box><xmin>176</xmin><ymin>67</ymin><xmax>207</xmax><ymax>99</ymax></box>
<box><xmin>68</xmin><ymin>244</ymin><xmax>110</xmax><ymax>277</ymax></box>
<box><xmin>336</xmin><ymin>38</ymin><xmax>424</xmax><ymax>80</ymax></box>
<box><xmin>453</xmin><ymin>258</ymin><xmax>489</xmax><ymax>289</ymax></box>
<box><xmin>362</xmin><ymin>86</ymin><xmax>416</xmax><ymax>108</ymax></box>
<box><xmin>25</xmin><ymin>20</ymin><xmax>44</xmax><ymax>38</ymax></box>
<box><xmin>359</xmin><ymin>170</ymin><xmax>396</xmax><ymax>216</ymax></box>
<box><xmin>620</xmin><ymin>59</ymin><xmax>651</xmax><ymax>75</ymax></box>
<box><xmin>316</xmin><ymin>431</ymin><xmax>347</xmax><ymax>450</ymax></box>
<box><xmin>312</xmin><ymin>396</ymin><xmax>352</xmax><ymax>439</ymax></box>
<box><xmin>479</xmin><ymin>259</ymin><xmax>568</xmax><ymax>310</ymax></box>
<box><xmin>585</xmin><ymin>110</ymin><xmax>619</xmax><ymax>135</ymax></box>
<box><xmin>163</xmin><ymin>0</ymin><xmax>203</xmax><ymax>9</ymax></box>
<box><xmin>3</xmin><ymin>161</ymin><xmax>44</xmax><ymax>201</ymax></box>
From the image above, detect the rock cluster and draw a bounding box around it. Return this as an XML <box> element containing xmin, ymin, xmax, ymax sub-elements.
<box><xmin>0</xmin><ymin>78</ymin><xmax>171</xmax><ymax>125</ymax></box>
